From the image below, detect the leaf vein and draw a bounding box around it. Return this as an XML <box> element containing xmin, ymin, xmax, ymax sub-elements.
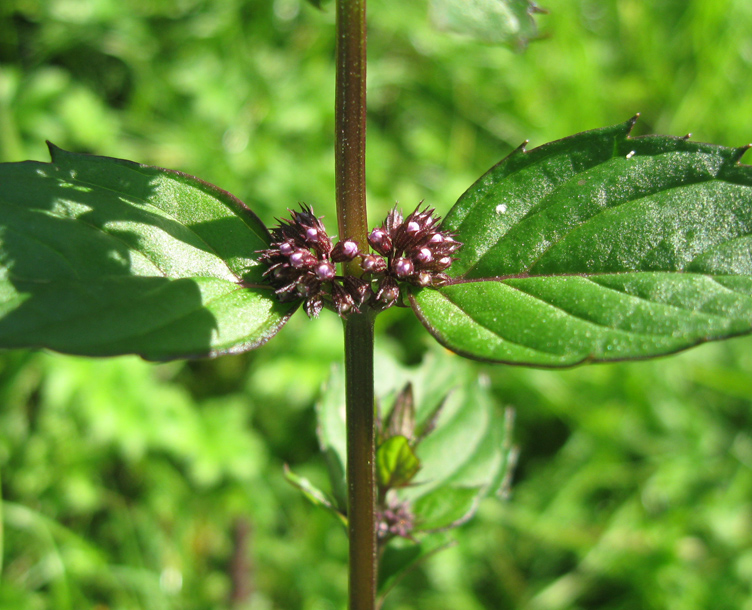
<box><xmin>63</xmin><ymin>168</ymin><xmax>241</xmax><ymax>275</ymax></box>
<box><xmin>504</xmin><ymin>279</ymin><xmax>726</xmax><ymax>338</ymax></box>
<box><xmin>436</xmin><ymin>290</ymin><xmax>566</xmax><ymax>356</ymax></box>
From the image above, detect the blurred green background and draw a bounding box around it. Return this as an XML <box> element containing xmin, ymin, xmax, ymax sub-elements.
<box><xmin>2</xmin><ymin>0</ymin><xmax>752</xmax><ymax>608</ymax></box>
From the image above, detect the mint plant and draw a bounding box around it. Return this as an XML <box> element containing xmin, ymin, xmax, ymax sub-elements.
<box><xmin>1</xmin><ymin>1</ymin><xmax>751</xmax><ymax>609</ymax></box>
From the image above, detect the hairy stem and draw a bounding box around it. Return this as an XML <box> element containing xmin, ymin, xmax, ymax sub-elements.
<box><xmin>344</xmin><ymin>312</ymin><xmax>377</xmax><ymax>610</ymax></box>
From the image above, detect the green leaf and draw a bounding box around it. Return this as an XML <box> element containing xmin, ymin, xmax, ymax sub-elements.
<box><xmin>377</xmin><ymin>533</ymin><xmax>456</xmax><ymax>602</ymax></box>
<box><xmin>411</xmin><ymin>119</ymin><xmax>752</xmax><ymax>366</ymax></box>
<box><xmin>283</xmin><ymin>465</ymin><xmax>347</xmax><ymax>527</ymax></box>
<box><xmin>384</xmin><ymin>383</ymin><xmax>416</xmax><ymax>441</ymax></box>
<box><xmin>0</xmin><ymin>145</ymin><xmax>296</xmax><ymax>360</ymax></box>
<box><xmin>404</xmin><ymin>377</ymin><xmax>515</xmax><ymax>532</ymax></box>
<box><xmin>376</xmin><ymin>435</ymin><xmax>421</xmax><ymax>490</ymax></box>
<box><xmin>429</xmin><ymin>0</ymin><xmax>544</xmax><ymax>49</ymax></box>
<box><xmin>315</xmin><ymin>363</ymin><xmax>348</xmax><ymax>512</ymax></box>
<box><xmin>315</xmin><ymin>349</ymin><xmax>515</xmax><ymax>534</ymax></box>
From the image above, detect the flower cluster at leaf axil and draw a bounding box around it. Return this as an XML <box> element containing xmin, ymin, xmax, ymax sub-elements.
<box><xmin>376</xmin><ymin>498</ymin><xmax>415</xmax><ymax>541</ymax></box>
<box><xmin>258</xmin><ymin>204</ymin><xmax>461</xmax><ymax>317</ymax></box>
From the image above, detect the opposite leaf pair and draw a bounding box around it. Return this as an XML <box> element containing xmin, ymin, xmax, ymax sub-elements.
<box><xmin>0</xmin><ymin>118</ymin><xmax>750</xmax><ymax>365</ymax></box>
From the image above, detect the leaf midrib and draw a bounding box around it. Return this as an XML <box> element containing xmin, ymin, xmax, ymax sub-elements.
<box><xmin>439</xmin><ymin>277</ymin><xmax>732</xmax><ymax>341</ymax></box>
<box><xmin>446</xmin><ymin>272</ymin><xmax>751</xmax><ymax>319</ymax></box>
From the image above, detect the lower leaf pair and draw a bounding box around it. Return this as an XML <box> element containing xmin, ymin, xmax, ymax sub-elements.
<box><xmin>287</xmin><ymin>350</ymin><xmax>516</xmax><ymax>600</ymax></box>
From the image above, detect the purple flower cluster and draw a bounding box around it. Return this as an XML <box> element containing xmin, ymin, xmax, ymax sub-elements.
<box><xmin>258</xmin><ymin>203</ymin><xmax>461</xmax><ymax>317</ymax></box>
<box><xmin>257</xmin><ymin>206</ymin><xmax>369</xmax><ymax>318</ymax></box>
<box><xmin>376</xmin><ymin>497</ymin><xmax>415</xmax><ymax>541</ymax></box>
<box><xmin>363</xmin><ymin>205</ymin><xmax>461</xmax><ymax>306</ymax></box>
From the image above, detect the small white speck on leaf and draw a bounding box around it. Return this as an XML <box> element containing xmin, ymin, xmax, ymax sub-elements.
<box><xmin>626</xmin><ymin>150</ymin><xmax>636</xmax><ymax>159</ymax></box>
<box><xmin>495</xmin><ymin>204</ymin><xmax>508</xmax><ymax>214</ymax></box>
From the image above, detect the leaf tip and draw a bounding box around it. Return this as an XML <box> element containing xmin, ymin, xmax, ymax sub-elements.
<box><xmin>732</xmin><ymin>143</ymin><xmax>752</xmax><ymax>164</ymax></box>
<box><xmin>626</xmin><ymin>114</ymin><xmax>640</xmax><ymax>135</ymax></box>
<box><xmin>45</xmin><ymin>140</ymin><xmax>62</xmax><ymax>161</ymax></box>
<box><xmin>514</xmin><ymin>139</ymin><xmax>529</xmax><ymax>155</ymax></box>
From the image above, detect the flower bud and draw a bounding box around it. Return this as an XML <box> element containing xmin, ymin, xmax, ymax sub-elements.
<box><xmin>331</xmin><ymin>239</ymin><xmax>360</xmax><ymax>262</ymax></box>
<box><xmin>305</xmin><ymin>295</ymin><xmax>324</xmax><ymax>318</ymax></box>
<box><xmin>290</xmin><ymin>250</ymin><xmax>316</xmax><ymax>269</ymax></box>
<box><xmin>436</xmin><ymin>256</ymin><xmax>452</xmax><ymax>270</ymax></box>
<box><xmin>331</xmin><ymin>282</ymin><xmax>356</xmax><ymax>316</ymax></box>
<box><xmin>361</xmin><ymin>254</ymin><xmax>387</xmax><ymax>274</ymax></box>
<box><xmin>377</xmin><ymin>277</ymin><xmax>400</xmax><ymax>304</ymax></box>
<box><xmin>314</xmin><ymin>261</ymin><xmax>336</xmax><ymax>280</ymax></box>
<box><xmin>415</xmin><ymin>247</ymin><xmax>433</xmax><ymax>264</ymax></box>
<box><xmin>344</xmin><ymin>276</ymin><xmax>373</xmax><ymax>307</ymax></box>
<box><xmin>368</xmin><ymin>228</ymin><xmax>392</xmax><ymax>255</ymax></box>
<box><xmin>279</xmin><ymin>241</ymin><xmax>295</xmax><ymax>256</ymax></box>
<box><xmin>376</xmin><ymin>499</ymin><xmax>415</xmax><ymax>540</ymax></box>
<box><xmin>416</xmin><ymin>271</ymin><xmax>432</xmax><ymax>286</ymax></box>
<box><xmin>432</xmin><ymin>273</ymin><xmax>450</xmax><ymax>287</ymax></box>
<box><xmin>385</xmin><ymin>207</ymin><xmax>403</xmax><ymax>232</ymax></box>
<box><xmin>393</xmin><ymin>257</ymin><xmax>414</xmax><ymax>278</ymax></box>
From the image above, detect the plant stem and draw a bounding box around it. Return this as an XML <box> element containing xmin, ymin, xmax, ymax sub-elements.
<box><xmin>344</xmin><ymin>312</ymin><xmax>377</xmax><ymax>610</ymax></box>
<box><xmin>335</xmin><ymin>0</ymin><xmax>375</xmax><ymax>607</ymax></box>
<box><xmin>335</xmin><ymin>0</ymin><xmax>368</xmax><ymax>277</ymax></box>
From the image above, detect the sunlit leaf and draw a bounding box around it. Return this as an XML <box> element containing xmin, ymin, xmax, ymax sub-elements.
<box><xmin>283</xmin><ymin>465</ymin><xmax>347</xmax><ymax>527</ymax></box>
<box><xmin>411</xmin><ymin>119</ymin><xmax>752</xmax><ymax>366</ymax></box>
<box><xmin>376</xmin><ymin>436</ymin><xmax>421</xmax><ymax>489</ymax></box>
<box><xmin>0</xmin><ymin>145</ymin><xmax>296</xmax><ymax>360</ymax></box>
<box><xmin>429</xmin><ymin>0</ymin><xmax>544</xmax><ymax>49</ymax></box>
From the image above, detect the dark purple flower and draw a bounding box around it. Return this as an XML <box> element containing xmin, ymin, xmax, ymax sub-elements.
<box><xmin>376</xmin><ymin>276</ymin><xmax>400</xmax><ymax>305</ymax></box>
<box><xmin>331</xmin><ymin>239</ymin><xmax>360</xmax><ymax>262</ymax></box>
<box><xmin>368</xmin><ymin>227</ymin><xmax>392</xmax><ymax>256</ymax></box>
<box><xmin>330</xmin><ymin>281</ymin><xmax>355</xmax><ymax>316</ymax></box>
<box><xmin>290</xmin><ymin>249</ymin><xmax>316</xmax><ymax>269</ymax></box>
<box><xmin>305</xmin><ymin>294</ymin><xmax>324</xmax><ymax>318</ymax></box>
<box><xmin>359</xmin><ymin>204</ymin><xmax>462</xmax><ymax>305</ymax></box>
<box><xmin>376</xmin><ymin>497</ymin><xmax>415</xmax><ymax>541</ymax></box>
<box><xmin>259</xmin><ymin>203</ymin><xmax>461</xmax><ymax>317</ymax></box>
<box><xmin>257</xmin><ymin>205</ymin><xmax>362</xmax><ymax>318</ymax></box>
<box><xmin>361</xmin><ymin>254</ymin><xmax>387</xmax><ymax>274</ymax></box>
<box><xmin>392</xmin><ymin>257</ymin><xmax>414</xmax><ymax>278</ymax></box>
<box><xmin>344</xmin><ymin>276</ymin><xmax>373</xmax><ymax>308</ymax></box>
<box><xmin>314</xmin><ymin>261</ymin><xmax>336</xmax><ymax>280</ymax></box>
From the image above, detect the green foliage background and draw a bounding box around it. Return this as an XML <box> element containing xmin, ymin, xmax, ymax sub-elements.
<box><xmin>1</xmin><ymin>0</ymin><xmax>752</xmax><ymax>608</ymax></box>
